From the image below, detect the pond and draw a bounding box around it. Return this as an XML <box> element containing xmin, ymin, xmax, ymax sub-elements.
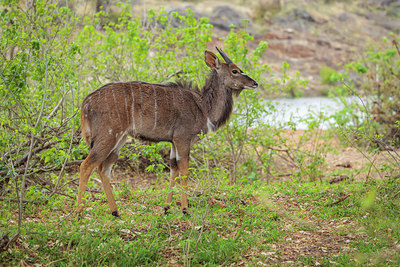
<box><xmin>264</xmin><ymin>96</ymin><xmax>362</xmax><ymax>129</ymax></box>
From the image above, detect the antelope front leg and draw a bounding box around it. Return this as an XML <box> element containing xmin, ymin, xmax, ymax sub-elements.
<box><xmin>177</xmin><ymin>159</ymin><xmax>189</xmax><ymax>215</ymax></box>
<box><xmin>165</xmin><ymin>144</ymin><xmax>179</xmax><ymax>214</ymax></box>
<box><xmin>173</xmin><ymin>142</ymin><xmax>190</xmax><ymax>215</ymax></box>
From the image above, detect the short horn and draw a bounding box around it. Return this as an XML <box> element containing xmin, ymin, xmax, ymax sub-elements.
<box><xmin>216</xmin><ymin>47</ymin><xmax>233</xmax><ymax>64</ymax></box>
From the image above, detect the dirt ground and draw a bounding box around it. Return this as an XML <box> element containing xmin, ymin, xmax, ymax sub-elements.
<box><xmin>276</xmin><ymin>129</ymin><xmax>400</xmax><ymax>181</ymax></box>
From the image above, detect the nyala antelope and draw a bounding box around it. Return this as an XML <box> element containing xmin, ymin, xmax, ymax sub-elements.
<box><xmin>77</xmin><ymin>48</ymin><xmax>258</xmax><ymax>217</ymax></box>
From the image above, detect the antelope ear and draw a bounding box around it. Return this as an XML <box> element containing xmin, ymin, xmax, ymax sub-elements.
<box><xmin>205</xmin><ymin>51</ymin><xmax>220</xmax><ymax>69</ymax></box>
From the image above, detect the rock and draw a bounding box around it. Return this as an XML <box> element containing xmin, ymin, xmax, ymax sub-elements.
<box><xmin>368</xmin><ymin>0</ymin><xmax>400</xmax><ymax>7</ymax></box>
<box><xmin>364</xmin><ymin>11</ymin><xmax>400</xmax><ymax>32</ymax></box>
<box><xmin>380</xmin><ymin>20</ymin><xmax>400</xmax><ymax>32</ymax></box>
<box><xmin>213</xmin><ymin>5</ymin><xmax>242</xmax><ymax>22</ymax></box>
<box><xmin>163</xmin><ymin>5</ymin><xmax>251</xmax><ymax>32</ymax></box>
<box><xmin>212</xmin><ymin>5</ymin><xmax>249</xmax><ymax>29</ymax></box>
<box><xmin>293</xmin><ymin>8</ymin><xmax>317</xmax><ymax>22</ymax></box>
<box><xmin>272</xmin><ymin>8</ymin><xmax>325</xmax><ymax>31</ymax></box>
<box><xmin>362</xmin><ymin>0</ymin><xmax>400</xmax><ymax>8</ymax></box>
<box><xmin>338</xmin><ymin>12</ymin><xmax>350</xmax><ymax>22</ymax></box>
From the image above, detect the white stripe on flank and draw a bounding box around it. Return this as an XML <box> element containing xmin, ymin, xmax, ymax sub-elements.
<box><xmin>139</xmin><ymin>85</ymin><xmax>143</xmax><ymax>129</ymax></box>
<box><xmin>170</xmin><ymin>144</ymin><xmax>176</xmax><ymax>159</ymax></box>
<box><xmin>130</xmin><ymin>83</ymin><xmax>136</xmax><ymax>132</ymax></box>
<box><xmin>123</xmin><ymin>87</ymin><xmax>129</xmax><ymax>124</ymax></box>
<box><xmin>111</xmin><ymin>86</ymin><xmax>122</xmax><ymax>124</ymax></box>
<box><xmin>152</xmin><ymin>85</ymin><xmax>157</xmax><ymax>131</ymax></box>
<box><xmin>171</xmin><ymin>90</ymin><xmax>177</xmax><ymax>127</ymax></box>
<box><xmin>207</xmin><ymin>118</ymin><xmax>215</xmax><ymax>133</ymax></box>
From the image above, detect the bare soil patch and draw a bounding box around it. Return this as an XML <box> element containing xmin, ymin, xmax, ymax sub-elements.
<box><xmin>267</xmin><ymin>193</ymin><xmax>365</xmax><ymax>264</ymax></box>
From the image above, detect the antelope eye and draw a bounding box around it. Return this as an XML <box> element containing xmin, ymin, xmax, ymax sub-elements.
<box><xmin>232</xmin><ymin>69</ymin><xmax>239</xmax><ymax>74</ymax></box>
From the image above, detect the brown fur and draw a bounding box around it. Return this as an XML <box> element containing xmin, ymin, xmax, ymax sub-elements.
<box><xmin>77</xmin><ymin>49</ymin><xmax>258</xmax><ymax>217</ymax></box>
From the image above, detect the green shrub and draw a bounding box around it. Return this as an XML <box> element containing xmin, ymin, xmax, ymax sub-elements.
<box><xmin>320</xmin><ymin>66</ymin><xmax>339</xmax><ymax>85</ymax></box>
<box><xmin>330</xmin><ymin>37</ymin><xmax>400</xmax><ymax>151</ymax></box>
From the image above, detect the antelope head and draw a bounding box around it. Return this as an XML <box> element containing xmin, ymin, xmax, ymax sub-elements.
<box><xmin>205</xmin><ymin>47</ymin><xmax>259</xmax><ymax>94</ymax></box>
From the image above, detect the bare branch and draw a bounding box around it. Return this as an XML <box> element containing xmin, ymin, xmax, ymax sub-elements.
<box><xmin>327</xmin><ymin>194</ymin><xmax>351</xmax><ymax>207</ymax></box>
<box><xmin>0</xmin><ymin>197</ymin><xmax>42</xmax><ymax>204</ymax></box>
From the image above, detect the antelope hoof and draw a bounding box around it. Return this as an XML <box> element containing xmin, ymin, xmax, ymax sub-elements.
<box><xmin>164</xmin><ymin>205</ymin><xmax>171</xmax><ymax>215</ymax></box>
<box><xmin>112</xmin><ymin>211</ymin><xmax>120</xmax><ymax>217</ymax></box>
<box><xmin>182</xmin><ymin>208</ymin><xmax>190</xmax><ymax>217</ymax></box>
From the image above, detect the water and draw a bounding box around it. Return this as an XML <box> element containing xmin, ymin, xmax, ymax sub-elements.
<box><xmin>264</xmin><ymin>96</ymin><xmax>361</xmax><ymax>129</ymax></box>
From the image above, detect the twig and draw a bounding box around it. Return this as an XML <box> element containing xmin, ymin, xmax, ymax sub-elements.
<box><xmin>52</xmin><ymin>211</ymin><xmax>74</xmax><ymax>230</ymax></box>
<box><xmin>195</xmin><ymin>203</ymin><xmax>208</xmax><ymax>255</ymax></box>
<box><xmin>277</xmin><ymin>173</ymin><xmax>292</xmax><ymax>177</ymax></box>
<box><xmin>392</xmin><ymin>38</ymin><xmax>400</xmax><ymax>57</ymax></box>
<box><xmin>49</xmin><ymin>58</ymin><xmax>77</xmax><ymax>198</ymax></box>
<box><xmin>0</xmin><ymin>197</ymin><xmax>42</xmax><ymax>204</ymax></box>
<box><xmin>46</xmin><ymin>90</ymin><xmax>68</xmax><ymax>121</ymax></box>
<box><xmin>8</xmin><ymin>51</ymin><xmax>50</xmax><ymax>251</ymax></box>
<box><xmin>58</xmin><ymin>178</ymin><xmax>80</xmax><ymax>191</ymax></box>
<box><xmin>51</xmin><ymin>191</ymin><xmax>75</xmax><ymax>199</ymax></box>
<box><xmin>12</xmin><ymin>140</ymin><xmax>56</xmax><ymax>169</ymax></box>
<box><xmin>329</xmin><ymin>175</ymin><xmax>349</xmax><ymax>184</ymax></box>
<box><xmin>327</xmin><ymin>194</ymin><xmax>351</xmax><ymax>207</ymax></box>
<box><xmin>166</xmin><ymin>70</ymin><xmax>183</xmax><ymax>80</ymax></box>
<box><xmin>2</xmin><ymin>123</ymin><xmax>49</xmax><ymax>142</ymax></box>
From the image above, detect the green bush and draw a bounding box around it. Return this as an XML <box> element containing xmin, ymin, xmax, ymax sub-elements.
<box><xmin>331</xmin><ymin>37</ymin><xmax>400</xmax><ymax>149</ymax></box>
<box><xmin>320</xmin><ymin>66</ymin><xmax>339</xmax><ymax>85</ymax></box>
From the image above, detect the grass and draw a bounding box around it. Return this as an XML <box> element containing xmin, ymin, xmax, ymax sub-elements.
<box><xmin>1</xmin><ymin>172</ymin><xmax>400</xmax><ymax>265</ymax></box>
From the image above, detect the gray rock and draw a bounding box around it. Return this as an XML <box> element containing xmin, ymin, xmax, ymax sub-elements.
<box><xmin>338</xmin><ymin>12</ymin><xmax>350</xmax><ymax>22</ymax></box>
<box><xmin>162</xmin><ymin>5</ymin><xmax>251</xmax><ymax>31</ymax></box>
<box><xmin>364</xmin><ymin>0</ymin><xmax>400</xmax><ymax>7</ymax></box>
<box><xmin>293</xmin><ymin>8</ymin><xmax>317</xmax><ymax>22</ymax></box>
<box><xmin>363</xmin><ymin>11</ymin><xmax>400</xmax><ymax>32</ymax></box>
<box><xmin>380</xmin><ymin>20</ymin><xmax>400</xmax><ymax>31</ymax></box>
<box><xmin>212</xmin><ymin>5</ymin><xmax>250</xmax><ymax>29</ymax></box>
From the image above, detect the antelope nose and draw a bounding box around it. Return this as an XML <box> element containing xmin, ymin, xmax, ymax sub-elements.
<box><xmin>253</xmin><ymin>81</ymin><xmax>258</xmax><ymax>87</ymax></box>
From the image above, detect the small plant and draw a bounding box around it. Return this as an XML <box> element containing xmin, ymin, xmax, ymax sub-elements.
<box><xmin>320</xmin><ymin>66</ymin><xmax>339</xmax><ymax>85</ymax></box>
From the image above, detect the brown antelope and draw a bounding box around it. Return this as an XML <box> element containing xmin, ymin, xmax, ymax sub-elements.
<box><xmin>77</xmin><ymin>48</ymin><xmax>258</xmax><ymax>217</ymax></box>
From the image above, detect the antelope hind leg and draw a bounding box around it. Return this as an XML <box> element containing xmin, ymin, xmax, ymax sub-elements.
<box><xmin>77</xmin><ymin>140</ymin><xmax>118</xmax><ymax>217</ymax></box>
<box><xmin>77</xmin><ymin>154</ymin><xmax>98</xmax><ymax>215</ymax></box>
<box><xmin>98</xmin><ymin>151</ymin><xmax>120</xmax><ymax>217</ymax></box>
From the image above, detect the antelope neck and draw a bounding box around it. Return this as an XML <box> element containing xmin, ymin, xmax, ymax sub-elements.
<box><xmin>201</xmin><ymin>69</ymin><xmax>234</xmax><ymax>129</ymax></box>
